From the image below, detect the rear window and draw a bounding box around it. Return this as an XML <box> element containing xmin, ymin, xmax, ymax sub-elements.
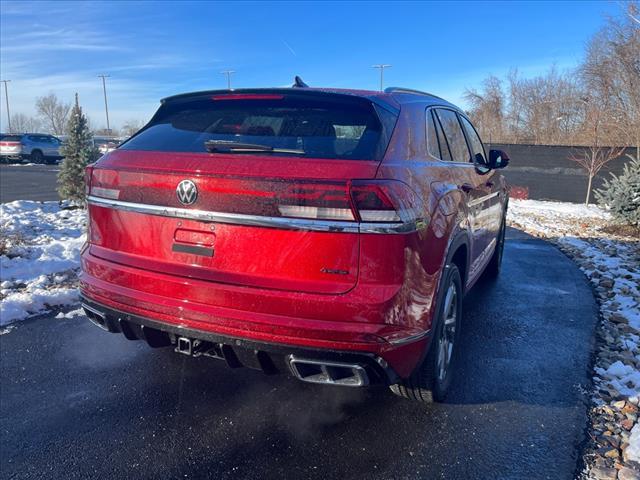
<box><xmin>1</xmin><ymin>135</ymin><xmax>22</xmax><ymax>142</ymax></box>
<box><xmin>121</xmin><ymin>94</ymin><xmax>396</xmax><ymax>160</ymax></box>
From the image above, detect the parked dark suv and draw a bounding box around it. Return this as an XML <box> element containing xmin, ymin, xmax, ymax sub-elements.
<box><xmin>80</xmin><ymin>85</ymin><xmax>509</xmax><ymax>403</ymax></box>
<box><xmin>0</xmin><ymin>133</ymin><xmax>62</xmax><ymax>164</ymax></box>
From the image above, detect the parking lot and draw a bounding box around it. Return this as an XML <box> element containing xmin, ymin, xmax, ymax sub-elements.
<box><xmin>0</xmin><ymin>164</ymin><xmax>60</xmax><ymax>203</ymax></box>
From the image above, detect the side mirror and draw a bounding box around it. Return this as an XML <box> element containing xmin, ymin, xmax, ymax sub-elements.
<box><xmin>488</xmin><ymin>149</ymin><xmax>509</xmax><ymax>169</ymax></box>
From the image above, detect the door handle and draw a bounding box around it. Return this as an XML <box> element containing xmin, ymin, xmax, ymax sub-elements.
<box><xmin>459</xmin><ymin>183</ymin><xmax>473</xmax><ymax>193</ymax></box>
<box><xmin>485</xmin><ymin>181</ymin><xmax>494</xmax><ymax>188</ymax></box>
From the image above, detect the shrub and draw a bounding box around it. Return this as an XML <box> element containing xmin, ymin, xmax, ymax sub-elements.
<box><xmin>595</xmin><ymin>155</ymin><xmax>640</xmax><ymax>226</ymax></box>
<box><xmin>57</xmin><ymin>93</ymin><xmax>99</xmax><ymax>203</ymax></box>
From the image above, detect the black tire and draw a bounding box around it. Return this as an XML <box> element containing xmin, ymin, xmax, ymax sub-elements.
<box><xmin>390</xmin><ymin>263</ymin><xmax>463</xmax><ymax>403</ymax></box>
<box><xmin>484</xmin><ymin>216</ymin><xmax>506</xmax><ymax>279</ymax></box>
<box><xmin>30</xmin><ymin>150</ymin><xmax>44</xmax><ymax>164</ymax></box>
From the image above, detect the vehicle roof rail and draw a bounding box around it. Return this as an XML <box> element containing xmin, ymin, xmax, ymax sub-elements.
<box><xmin>384</xmin><ymin>87</ymin><xmax>445</xmax><ymax>100</ymax></box>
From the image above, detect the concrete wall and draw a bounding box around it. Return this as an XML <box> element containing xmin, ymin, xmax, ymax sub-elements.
<box><xmin>487</xmin><ymin>143</ymin><xmax>636</xmax><ymax>203</ymax></box>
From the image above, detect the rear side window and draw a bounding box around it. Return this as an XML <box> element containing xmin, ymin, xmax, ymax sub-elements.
<box><xmin>1</xmin><ymin>135</ymin><xmax>22</xmax><ymax>142</ymax></box>
<box><xmin>426</xmin><ymin>109</ymin><xmax>452</xmax><ymax>161</ymax></box>
<box><xmin>435</xmin><ymin>109</ymin><xmax>470</xmax><ymax>163</ymax></box>
<box><xmin>122</xmin><ymin>94</ymin><xmax>396</xmax><ymax>160</ymax></box>
<box><xmin>459</xmin><ymin>115</ymin><xmax>486</xmax><ymax>163</ymax></box>
<box><xmin>426</xmin><ymin>110</ymin><xmax>440</xmax><ymax>159</ymax></box>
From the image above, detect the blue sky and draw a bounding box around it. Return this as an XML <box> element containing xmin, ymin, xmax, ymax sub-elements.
<box><xmin>0</xmin><ymin>0</ymin><xmax>622</xmax><ymax>131</ymax></box>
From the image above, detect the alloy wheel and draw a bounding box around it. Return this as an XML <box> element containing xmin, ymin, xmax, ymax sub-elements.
<box><xmin>437</xmin><ymin>282</ymin><xmax>458</xmax><ymax>383</ymax></box>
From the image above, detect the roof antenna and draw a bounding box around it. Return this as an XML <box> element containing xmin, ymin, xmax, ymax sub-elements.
<box><xmin>292</xmin><ymin>76</ymin><xmax>309</xmax><ymax>88</ymax></box>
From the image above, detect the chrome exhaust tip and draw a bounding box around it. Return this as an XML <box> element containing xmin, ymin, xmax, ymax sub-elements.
<box><xmin>81</xmin><ymin>303</ymin><xmax>109</xmax><ymax>331</ymax></box>
<box><xmin>288</xmin><ymin>355</ymin><xmax>369</xmax><ymax>387</ymax></box>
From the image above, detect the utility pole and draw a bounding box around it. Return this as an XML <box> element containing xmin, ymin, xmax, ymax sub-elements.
<box><xmin>1</xmin><ymin>80</ymin><xmax>11</xmax><ymax>133</ymax></box>
<box><xmin>372</xmin><ymin>64</ymin><xmax>392</xmax><ymax>92</ymax></box>
<box><xmin>97</xmin><ymin>74</ymin><xmax>111</xmax><ymax>135</ymax></box>
<box><xmin>220</xmin><ymin>70</ymin><xmax>235</xmax><ymax>90</ymax></box>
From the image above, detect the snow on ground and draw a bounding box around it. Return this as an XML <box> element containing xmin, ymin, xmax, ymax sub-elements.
<box><xmin>508</xmin><ymin>199</ymin><xmax>640</xmax><ymax>477</ymax></box>
<box><xmin>628</xmin><ymin>424</ymin><xmax>640</xmax><ymax>463</ymax></box>
<box><xmin>0</xmin><ymin>201</ymin><xmax>85</xmax><ymax>325</ymax></box>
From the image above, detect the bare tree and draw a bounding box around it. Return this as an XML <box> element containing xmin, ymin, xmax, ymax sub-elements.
<box><xmin>93</xmin><ymin>127</ymin><xmax>119</xmax><ymax>137</ymax></box>
<box><xmin>463</xmin><ymin>75</ymin><xmax>506</xmax><ymax>144</ymax></box>
<box><xmin>580</xmin><ymin>1</ymin><xmax>640</xmax><ymax>156</ymax></box>
<box><xmin>569</xmin><ymin>146</ymin><xmax>626</xmax><ymax>205</ymax></box>
<box><xmin>506</xmin><ymin>67</ymin><xmax>582</xmax><ymax>144</ymax></box>
<box><xmin>9</xmin><ymin>113</ymin><xmax>42</xmax><ymax>133</ymax></box>
<box><xmin>120</xmin><ymin>119</ymin><xmax>145</xmax><ymax>138</ymax></box>
<box><xmin>569</xmin><ymin>97</ymin><xmax>627</xmax><ymax>205</ymax></box>
<box><xmin>35</xmin><ymin>94</ymin><xmax>71</xmax><ymax>135</ymax></box>
<box><xmin>464</xmin><ymin>2</ymin><xmax>638</xmax><ymax>150</ymax></box>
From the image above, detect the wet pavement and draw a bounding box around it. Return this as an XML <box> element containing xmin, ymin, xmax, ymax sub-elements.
<box><xmin>0</xmin><ymin>229</ymin><xmax>598</xmax><ymax>480</ymax></box>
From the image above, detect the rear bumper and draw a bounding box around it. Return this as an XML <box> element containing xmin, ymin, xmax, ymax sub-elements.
<box><xmin>80</xmin><ymin>294</ymin><xmax>401</xmax><ymax>386</ymax></box>
<box><xmin>0</xmin><ymin>153</ymin><xmax>22</xmax><ymax>160</ymax></box>
<box><xmin>79</xmin><ymin>248</ymin><xmax>432</xmax><ymax>378</ymax></box>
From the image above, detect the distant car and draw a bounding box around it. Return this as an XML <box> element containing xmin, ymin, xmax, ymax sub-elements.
<box><xmin>0</xmin><ymin>133</ymin><xmax>62</xmax><ymax>164</ymax></box>
<box><xmin>93</xmin><ymin>136</ymin><xmax>120</xmax><ymax>155</ymax></box>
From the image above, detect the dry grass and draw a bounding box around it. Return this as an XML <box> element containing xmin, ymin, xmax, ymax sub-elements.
<box><xmin>0</xmin><ymin>229</ymin><xmax>26</xmax><ymax>258</ymax></box>
<box><xmin>599</xmin><ymin>223</ymin><xmax>640</xmax><ymax>239</ymax></box>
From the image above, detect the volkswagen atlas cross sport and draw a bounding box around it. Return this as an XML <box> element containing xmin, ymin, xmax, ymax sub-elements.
<box><xmin>80</xmin><ymin>83</ymin><xmax>509</xmax><ymax>402</ymax></box>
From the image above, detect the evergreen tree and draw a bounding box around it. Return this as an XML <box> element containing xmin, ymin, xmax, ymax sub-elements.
<box><xmin>595</xmin><ymin>155</ymin><xmax>640</xmax><ymax>226</ymax></box>
<box><xmin>57</xmin><ymin>93</ymin><xmax>98</xmax><ymax>202</ymax></box>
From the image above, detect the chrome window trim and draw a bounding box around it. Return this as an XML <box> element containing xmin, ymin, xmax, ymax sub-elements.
<box><xmin>87</xmin><ymin>195</ymin><xmax>426</xmax><ymax>234</ymax></box>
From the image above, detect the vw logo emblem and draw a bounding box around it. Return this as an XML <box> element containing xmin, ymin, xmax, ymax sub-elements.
<box><xmin>176</xmin><ymin>180</ymin><xmax>198</xmax><ymax>205</ymax></box>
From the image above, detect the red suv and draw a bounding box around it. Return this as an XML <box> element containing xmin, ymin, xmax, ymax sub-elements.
<box><xmin>80</xmin><ymin>85</ymin><xmax>509</xmax><ymax>402</ymax></box>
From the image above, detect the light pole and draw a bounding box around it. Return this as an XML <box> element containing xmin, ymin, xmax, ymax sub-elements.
<box><xmin>220</xmin><ymin>70</ymin><xmax>235</xmax><ymax>90</ymax></box>
<box><xmin>98</xmin><ymin>74</ymin><xmax>111</xmax><ymax>135</ymax></box>
<box><xmin>372</xmin><ymin>64</ymin><xmax>392</xmax><ymax>92</ymax></box>
<box><xmin>1</xmin><ymin>80</ymin><xmax>11</xmax><ymax>132</ymax></box>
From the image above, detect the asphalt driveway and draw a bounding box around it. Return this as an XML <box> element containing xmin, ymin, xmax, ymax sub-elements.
<box><xmin>0</xmin><ymin>229</ymin><xmax>598</xmax><ymax>480</ymax></box>
<box><xmin>0</xmin><ymin>164</ymin><xmax>60</xmax><ymax>203</ymax></box>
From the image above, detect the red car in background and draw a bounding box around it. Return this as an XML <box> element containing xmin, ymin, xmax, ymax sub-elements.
<box><xmin>80</xmin><ymin>84</ymin><xmax>509</xmax><ymax>402</ymax></box>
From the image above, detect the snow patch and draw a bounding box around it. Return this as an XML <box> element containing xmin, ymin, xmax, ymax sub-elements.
<box><xmin>627</xmin><ymin>423</ymin><xmax>640</xmax><ymax>463</ymax></box>
<box><xmin>0</xmin><ymin>201</ymin><xmax>85</xmax><ymax>325</ymax></box>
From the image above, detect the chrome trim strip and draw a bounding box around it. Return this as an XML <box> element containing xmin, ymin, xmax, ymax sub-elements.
<box><xmin>388</xmin><ymin>329</ymin><xmax>431</xmax><ymax>345</ymax></box>
<box><xmin>467</xmin><ymin>191</ymin><xmax>499</xmax><ymax>208</ymax></box>
<box><xmin>88</xmin><ymin>195</ymin><xmax>359</xmax><ymax>233</ymax></box>
<box><xmin>87</xmin><ymin>195</ymin><xmax>425</xmax><ymax>234</ymax></box>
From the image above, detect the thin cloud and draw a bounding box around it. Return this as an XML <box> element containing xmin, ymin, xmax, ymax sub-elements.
<box><xmin>3</xmin><ymin>43</ymin><xmax>126</xmax><ymax>53</ymax></box>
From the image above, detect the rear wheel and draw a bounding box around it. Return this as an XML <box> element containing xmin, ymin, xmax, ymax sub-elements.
<box><xmin>30</xmin><ymin>150</ymin><xmax>44</xmax><ymax>164</ymax></box>
<box><xmin>390</xmin><ymin>263</ymin><xmax>462</xmax><ymax>403</ymax></box>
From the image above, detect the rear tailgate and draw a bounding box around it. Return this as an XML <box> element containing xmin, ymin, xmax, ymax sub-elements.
<box><xmin>0</xmin><ymin>136</ymin><xmax>22</xmax><ymax>155</ymax></box>
<box><xmin>89</xmin><ymin>151</ymin><xmax>380</xmax><ymax>294</ymax></box>
<box><xmin>87</xmin><ymin>91</ymin><xmax>397</xmax><ymax>295</ymax></box>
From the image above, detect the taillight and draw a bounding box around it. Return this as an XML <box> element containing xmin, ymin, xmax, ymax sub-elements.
<box><xmin>349</xmin><ymin>180</ymin><xmax>423</xmax><ymax>224</ymax></box>
<box><xmin>277</xmin><ymin>183</ymin><xmax>355</xmax><ymax>221</ymax></box>
<box><xmin>84</xmin><ymin>164</ymin><xmax>94</xmax><ymax>242</ymax></box>
<box><xmin>84</xmin><ymin>164</ymin><xmax>94</xmax><ymax>197</ymax></box>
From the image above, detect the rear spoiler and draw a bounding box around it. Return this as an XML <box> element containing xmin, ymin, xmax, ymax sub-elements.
<box><xmin>160</xmin><ymin>88</ymin><xmax>400</xmax><ymax>115</ymax></box>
